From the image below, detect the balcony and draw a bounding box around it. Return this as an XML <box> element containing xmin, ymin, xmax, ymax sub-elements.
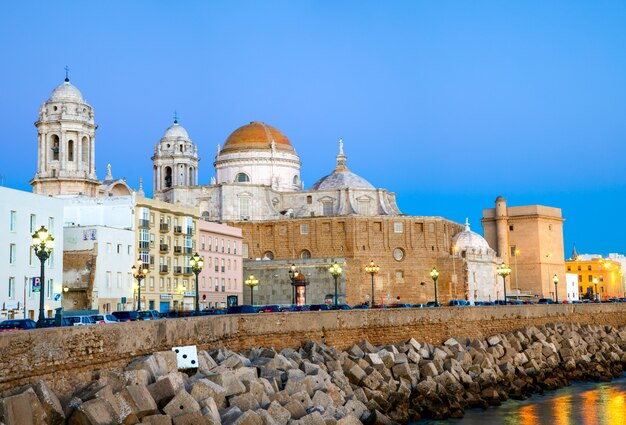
<box><xmin>160</xmin><ymin>223</ymin><xmax>169</xmax><ymax>232</ymax></box>
<box><xmin>183</xmin><ymin>247</ymin><xmax>193</xmax><ymax>255</ymax></box>
<box><xmin>183</xmin><ymin>267</ymin><xmax>193</xmax><ymax>275</ymax></box>
<box><xmin>159</xmin><ymin>265</ymin><xmax>168</xmax><ymax>273</ymax></box>
<box><xmin>139</xmin><ymin>219</ymin><xmax>150</xmax><ymax>228</ymax></box>
<box><xmin>173</xmin><ymin>266</ymin><xmax>182</xmax><ymax>275</ymax></box>
<box><xmin>139</xmin><ymin>241</ymin><xmax>150</xmax><ymax>249</ymax></box>
<box><xmin>174</xmin><ymin>226</ymin><xmax>182</xmax><ymax>234</ymax></box>
<box><xmin>174</xmin><ymin>246</ymin><xmax>182</xmax><ymax>254</ymax></box>
<box><xmin>159</xmin><ymin>244</ymin><xmax>169</xmax><ymax>253</ymax></box>
<box><xmin>186</xmin><ymin>227</ymin><xmax>194</xmax><ymax>235</ymax></box>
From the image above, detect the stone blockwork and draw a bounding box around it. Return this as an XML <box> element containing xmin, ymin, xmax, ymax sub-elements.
<box><xmin>2</xmin><ymin>304</ymin><xmax>626</xmax><ymax>399</ymax></box>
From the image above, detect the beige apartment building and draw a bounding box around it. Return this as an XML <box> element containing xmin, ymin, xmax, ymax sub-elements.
<box><xmin>481</xmin><ymin>196</ymin><xmax>565</xmax><ymax>299</ymax></box>
<box><xmin>134</xmin><ymin>196</ymin><xmax>199</xmax><ymax>313</ymax></box>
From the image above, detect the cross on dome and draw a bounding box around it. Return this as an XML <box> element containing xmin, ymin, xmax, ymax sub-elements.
<box><xmin>64</xmin><ymin>65</ymin><xmax>70</xmax><ymax>82</ymax></box>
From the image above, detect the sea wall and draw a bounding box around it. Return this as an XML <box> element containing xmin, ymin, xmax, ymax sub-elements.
<box><xmin>1</xmin><ymin>304</ymin><xmax>626</xmax><ymax>397</ymax></box>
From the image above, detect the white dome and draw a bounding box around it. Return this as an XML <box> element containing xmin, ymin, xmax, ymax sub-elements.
<box><xmin>310</xmin><ymin>170</ymin><xmax>375</xmax><ymax>190</ymax></box>
<box><xmin>49</xmin><ymin>81</ymin><xmax>84</xmax><ymax>102</ymax></box>
<box><xmin>163</xmin><ymin>122</ymin><xmax>189</xmax><ymax>140</ymax></box>
<box><xmin>452</xmin><ymin>219</ymin><xmax>491</xmax><ymax>252</ymax></box>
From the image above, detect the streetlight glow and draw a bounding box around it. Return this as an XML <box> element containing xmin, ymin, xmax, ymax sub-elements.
<box><xmin>32</xmin><ymin>225</ymin><xmax>54</xmax><ymax>328</ymax></box>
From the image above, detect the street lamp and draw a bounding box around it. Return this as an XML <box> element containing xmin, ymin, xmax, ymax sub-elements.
<box><xmin>31</xmin><ymin>225</ymin><xmax>54</xmax><ymax>328</ymax></box>
<box><xmin>553</xmin><ymin>274</ymin><xmax>559</xmax><ymax>303</ymax></box>
<box><xmin>593</xmin><ymin>277</ymin><xmax>599</xmax><ymax>303</ymax></box>
<box><xmin>289</xmin><ymin>264</ymin><xmax>299</xmax><ymax>304</ymax></box>
<box><xmin>244</xmin><ymin>275</ymin><xmax>259</xmax><ymax>306</ymax></box>
<box><xmin>131</xmin><ymin>257</ymin><xmax>148</xmax><ymax>311</ymax></box>
<box><xmin>364</xmin><ymin>260</ymin><xmax>380</xmax><ymax>306</ymax></box>
<box><xmin>329</xmin><ymin>261</ymin><xmax>343</xmax><ymax>307</ymax></box>
<box><xmin>190</xmin><ymin>253</ymin><xmax>204</xmax><ymax>314</ymax></box>
<box><xmin>430</xmin><ymin>267</ymin><xmax>439</xmax><ymax>306</ymax></box>
<box><xmin>496</xmin><ymin>263</ymin><xmax>511</xmax><ymax>305</ymax></box>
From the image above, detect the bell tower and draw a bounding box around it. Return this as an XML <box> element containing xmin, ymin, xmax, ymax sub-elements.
<box><xmin>30</xmin><ymin>71</ymin><xmax>100</xmax><ymax>196</ymax></box>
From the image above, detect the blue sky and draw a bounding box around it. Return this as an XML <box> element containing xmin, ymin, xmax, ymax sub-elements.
<box><xmin>1</xmin><ymin>1</ymin><xmax>625</xmax><ymax>255</ymax></box>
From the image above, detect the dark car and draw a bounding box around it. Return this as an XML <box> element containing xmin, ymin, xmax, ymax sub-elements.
<box><xmin>370</xmin><ymin>304</ymin><xmax>390</xmax><ymax>309</ymax></box>
<box><xmin>389</xmin><ymin>303</ymin><xmax>413</xmax><ymax>308</ymax></box>
<box><xmin>425</xmin><ymin>301</ymin><xmax>442</xmax><ymax>308</ymax></box>
<box><xmin>352</xmin><ymin>303</ymin><xmax>370</xmax><ymax>309</ymax></box>
<box><xmin>226</xmin><ymin>305</ymin><xmax>257</xmax><ymax>314</ymax></box>
<box><xmin>329</xmin><ymin>304</ymin><xmax>352</xmax><ymax>310</ymax></box>
<box><xmin>257</xmin><ymin>305</ymin><xmax>282</xmax><ymax>313</ymax></box>
<box><xmin>42</xmin><ymin>317</ymin><xmax>72</xmax><ymax>327</ymax></box>
<box><xmin>537</xmin><ymin>298</ymin><xmax>556</xmax><ymax>305</ymax></box>
<box><xmin>0</xmin><ymin>319</ymin><xmax>37</xmax><ymax>332</ymax></box>
<box><xmin>284</xmin><ymin>305</ymin><xmax>311</xmax><ymax>312</ymax></box>
<box><xmin>138</xmin><ymin>310</ymin><xmax>161</xmax><ymax>320</ymax></box>
<box><xmin>112</xmin><ymin>311</ymin><xmax>140</xmax><ymax>322</ymax></box>
<box><xmin>192</xmin><ymin>309</ymin><xmax>226</xmax><ymax>316</ymax></box>
<box><xmin>309</xmin><ymin>304</ymin><xmax>331</xmax><ymax>311</ymax></box>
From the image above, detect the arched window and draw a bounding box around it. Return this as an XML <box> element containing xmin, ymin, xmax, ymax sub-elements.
<box><xmin>235</xmin><ymin>173</ymin><xmax>250</xmax><ymax>183</ymax></box>
<box><xmin>164</xmin><ymin>166</ymin><xmax>172</xmax><ymax>188</ymax></box>
<box><xmin>201</xmin><ymin>211</ymin><xmax>210</xmax><ymax>220</ymax></box>
<box><xmin>262</xmin><ymin>251</ymin><xmax>274</xmax><ymax>260</ymax></box>
<box><xmin>293</xmin><ymin>175</ymin><xmax>299</xmax><ymax>185</ymax></box>
<box><xmin>81</xmin><ymin>137</ymin><xmax>88</xmax><ymax>163</ymax></box>
<box><xmin>300</xmin><ymin>249</ymin><xmax>311</xmax><ymax>259</ymax></box>
<box><xmin>189</xmin><ymin>167</ymin><xmax>194</xmax><ymax>185</ymax></box>
<box><xmin>51</xmin><ymin>135</ymin><xmax>60</xmax><ymax>161</ymax></box>
<box><xmin>68</xmin><ymin>140</ymin><xmax>74</xmax><ymax>161</ymax></box>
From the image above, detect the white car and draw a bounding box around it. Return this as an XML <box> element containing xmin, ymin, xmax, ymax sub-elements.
<box><xmin>67</xmin><ymin>316</ymin><xmax>95</xmax><ymax>326</ymax></box>
<box><xmin>91</xmin><ymin>314</ymin><xmax>118</xmax><ymax>324</ymax></box>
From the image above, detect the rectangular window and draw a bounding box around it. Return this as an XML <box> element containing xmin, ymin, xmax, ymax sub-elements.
<box><xmin>149</xmin><ymin>277</ymin><xmax>154</xmax><ymax>290</ymax></box>
<box><xmin>9</xmin><ymin>211</ymin><xmax>16</xmax><ymax>232</ymax></box>
<box><xmin>167</xmin><ymin>278</ymin><xmax>171</xmax><ymax>290</ymax></box>
<box><xmin>107</xmin><ymin>243</ymin><xmax>112</xmax><ymax>254</ymax></box>
<box><xmin>127</xmin><ymin>245</ymin><xmax>132</xmax><ymax>255</ymax></box>
<box><xmin>394</xmin><ymin>222</ymin><xmax>404</xmax><ymax>233</ymax></box>
<box><xmin>29</xmin><ymin>246</ymin><xmax>33</xmax><ymax>266</ymax></box>
<box><xmin>228</xmin><ymin>259</ymin><xmax>231</xmax><ymax>270</ymax></box>
<box><xmin>227</xmin><ymin>240</ymin><xmax>231</xmax><ymax>253</ymax></box>
<box><xmin>577</xmin><ymin>265</ymin><xmax>581</xmax><ymax>271</ymax></box>
<box><xmin>48</xmin><ymin>217</ymin><xmax>54</xmax><ymax>232</ymax></box>
<box><xmin>208</xmin><ymin>237</ymin><xmax>212</xmax><ymax>251</ymax></box>
<box><xmin>233</xmin><ymin>242</ymin><xmax>237</xmax><ymax>255</ymax></box>
<box><xmin>221</xmin><ymin>278</ymin><xmax>225</xmax><ymax>292</ymax></box>
<box><xmin>239</xmin><ymin>197</ymin><xmax>251</xmax><ymax>220</ymax></box>
<box><xmin>201</xmin><ymin>236</ymin><xmax>205</xmax><ymax>250</ymax></box>
<box><xmin>588</xmin><ymin>265</ymin><xmax>592</xmax><ymax>271</ymax></box>
<box><xmin>323</xmin><ymin>202</ymin><xmax>333</xmax><ymax>216</ymax></box>
<box><xmin>300</xmin><ymin>224</ymin><xmax>309</xmax><ymax>235</ymax></box>
<box><xmin>395</xmin><ymin>271</ymin><xmax>404</xmax><ymax>282</ymax></box>
<box><xmin>242</xmin><ymin>244</ymin><xmax>249</xmax><ymax>258</ymax></box>
<box><xmin>221</xmin><ymin>239</ymin><xmax>224</xmax><ymax>253</ymax></box>
<box><xmin>9</xmin><ymin>244</ymin><xmax>16</xmax><ymax>265</ymax></box>
<box><xmin>509</xmin><ymin>225</ymin><xmax>514</xmax><ymax>231</ymax></box>
<box><xmin>117</xmin><ymin>272</ymin><xmax>122</xmax><ymax>288</ymax></box>
<box><xmin>107</xmin><ymin>272</ymin><xmax>112</xmax><ymax>288</ymax></box>
<box><xmin>588</xmin><ymin>275</ymin><xmax>593</xmax><ymax>283</ymax></box>
<box><xmin>213</xmin><ymin>278</ymin><xmax>218</xmax><ymax>291</ymax></box>
<box><xmin>117</xmin><ymin>244</ymin><xmax>122</xmax><ymax>254</ymax></box>
<box><xmin>8</xmin><ymin>277</ymin><xmax>15</xmax><ymax>299</ymax></box>
<box><xmin>201</xmin><ymin>277</ymin><xmax>205</xmax><ymax>289</ymax></box>
<box><xmin>510</xmin><ymin>246</ymin><xmax>517</xmax><ymax>256</ymax></box>
<box><xmin>30</xmin><ymin>214</ymin><xmax>36</xmax><ymax>233</ymax></box>
<box><xmin>47</xmin><ymin>279</ymin><xmax>52</xmax><ymax>299</ymax></box>
<box><xmin>578</xmin><ymin>275</ymin><xmax>582</xmax><ymax>282</ymax></box>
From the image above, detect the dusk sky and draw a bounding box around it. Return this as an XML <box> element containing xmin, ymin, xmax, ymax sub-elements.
<box><xmin>1</xmin><ymin>1</ymin><xmax>625</xmax><ymax>255</ymax></box>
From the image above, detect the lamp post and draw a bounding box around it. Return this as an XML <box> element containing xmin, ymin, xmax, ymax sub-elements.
<box><xmin>593</xmin><ymin>277</ymin><xmax>599</xmax><ymax>303</ymax></box>
<box><xmin>430</xmin><ymin>267</ymin><xmax>439</xmax><ymax>306</ymax></box>
<box><xmin>496</xmin><ymin>263</ymin><xmax>511</xmax><ymax>305</ymax></box>
<box><xmin>131</xmin><ymin>257</ymin><xmax>148</xmax><ymax>311</ymax></box>
<box><xmin>329</xmin><ymin>261</ymin><xmax>343</xmax><ymax>307</ymax></box>
<box><xmin>514</xmin><ymin>249</ymin><xmax>520</xmax><ymax>293</ymax></box>
<box><xmin>190</xmin><ymin>253</ymin><xmax>204</xmax><ymax>314</ymax></box>
<box><xmin>244</xmin><ymin>275</ymin><xmax>259</xmax><ymax>306</ymax></box>
<box><xmin>553</xmin><ymin>274</ymin><xmax>559</xmax><ymax>304</ymax></box>
<box><xmin>32</xmin><ymin>225</ymin><xmax>54</xmax><ymax>328</ymax></box>
<box><xmin>289</xmin><ymin>264</ymin><xmax>299</xmax><ymax>304</ymax></box>
<box><xmin>364</xmin><ymin>260</ymin><xmax>380</xmax><ymax>306</ymax></box>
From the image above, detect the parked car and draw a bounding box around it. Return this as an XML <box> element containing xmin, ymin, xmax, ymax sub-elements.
<box><xmin>370</xmin><ymin>304</ymin><xmax>390</xmax><ymax>309</ymax></box>
<box><xmin>42</xmin><ymin>317</ymin><xmax>72</xmax><ymax>327</ymax></box>
<box><xmin>138</xmin><ymin>310</ymin><xmax>161</xmax><ymax>320</ymax></box>
<box><xmin>194</xmin><ymin>309</ymin><xmax>226</xmax><ymax>316</ymax></box>
<box><xmin>351</xmin><ymin>304</ymin><xmax>370</xmax><ymax>309</ymax></box>
<box><xmin>537</xmin><ymin>298</ymin><xmax>556</xmax><ymax>305</ymax></box>
<box><xmin>309</xmin><ymin>304</ymin><xmax>331</xmax><ymax>311</ymax></box>
<box><xmin>91</xmin><ymin>314</ymin><xmax>118</xmax><ymax>324</ymax></box>
<box><xmin>449</xmin><ymin>299</ymin><xmax>470</xmax><ymax>307</ymax></box>
<box><xmin>329</xmin><ymin>304</ymin><xmax>352</xmax><ymax>310</ymax></box>
<box><xmin>425</xmin><ymin>301</ymin><xmax>442</xmax><ymax>307</ymax></box>
<box><xmin>257</xmin><ymin>305</ymin><xmax>283</xmax><ymax>313</ymax></box>
<box><xmin>283</xmin><ymin>305</ymin><xmax>311</xmax><ymax>312</ymax></box>
<box><xmin>226</xmin><ymin>305</ymin><xmax>257</xmax><ymax>314</ymax></box>
<box><xmin>66</xmin><ymin>316</ymin><xmax>95</xmax><ymax>326</ymax></box>
<box><xmin>0</xmin><ymin>319</ymin><xmax>37</xmax><ymax>332</ymax></box>
<box><xmin>112</xmin><ymin>311</ymin><xmax>141</xmax><ymax>322</ymax></box>
<box><xmin>389</xmin><ymin>303</ymin><xmax>413</xmax><ymax>308</ymax></box>
<box><xmin>412</xmin><ymin>303</ymin><xmax>428</xmax><ymax>308</ymax></box>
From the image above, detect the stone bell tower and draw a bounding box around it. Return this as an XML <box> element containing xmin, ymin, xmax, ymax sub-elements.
<box><xmin>30</xmin><ymin>71</ymin><xmax>100</xmax><ymax>197</ymax></box>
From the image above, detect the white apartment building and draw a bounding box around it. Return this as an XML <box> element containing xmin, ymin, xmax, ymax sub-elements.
<box><xmin>64</xmin><ymin>225</ymin><xmax>135</xmax><ymax>312</ymax></box>
<box><xmin>0</xmin><ymin>187</ymin><xmax>64</xmax><ymax>320</ymax></box>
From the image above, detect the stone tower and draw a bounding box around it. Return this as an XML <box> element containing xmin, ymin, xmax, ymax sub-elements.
<box><xmin>152</xmin><ymin>117</ymin><xmax>199</xmax><ymax>200</ymax></box>
<box><xmin>30</xmin><ymin>75</ymin><xmax>99</xmax><ymax>196</ymax></box>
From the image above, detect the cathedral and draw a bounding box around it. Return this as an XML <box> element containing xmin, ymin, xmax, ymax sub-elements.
<box><xmin>30</xmin><ymin>75</ymin><xmax>509</xmax><ymax>306</ymax></box>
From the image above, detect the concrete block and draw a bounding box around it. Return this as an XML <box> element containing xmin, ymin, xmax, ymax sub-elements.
<box><xmin>120</xmin><ymin>384</ymin><xmax>158</xmax><ymax>418</ymax></box>
<box><xmin>198</xmin><ymin>397</ymin><xmax>220</xmax><ymax>424</ymax></box>
<box><xmin>283</xmin><ymin>400</ymin><xmax>306</xmax><ymax>420</ymax></box>
<box><xmin>198</xmin><ymin>351</ymin><xmax>219</xmax><ymax>374</ymax></box>
<box><xmin>220</xmin><ymin>407</ymin><xmax>242</xmax><ymax>425</ymax></box>
<box><xmin>255</xmin><ymin>409</ymin><xmax>277</xmax><ymax>425</ymax></box>
<box><xmin>163</xmin><ymin>391</ymin><xmax>201</xmax><ymax>418</ymax></box>
<box><xmin>172</xmin><ymin>411</ymin><xmax>206</xmax><ymax>425</ymax></box>
<box><xmin>206</xmin><ymin>371</ymin><xmax>246</xmax><ymax>397</ymax></box>
<box><xmin>154</xmin><ymin>351</ymin><xmax>180</xmax><ymax>377</ymax></box>
<box><xmin>290</xmin><ymin>391</ymin><xmax>312</xmax><ymax>409</ymax></box>
<box><xmin>336</xmin><ymin>415</ymin><xmax>362</xmax><ymax>425</ymax></box>
<box><xmin>233</xmin><ymin>410</ymin><xmax>263</xmax><ymax>425</ymax></box>
<box><xmin>142</xmin><ymin>414</ymin><xmax>173</xmax><ymax>425</ymax></box>
<box><xmin>344</xmin><ymin>400</ymin><xmax>367</xmax><ymax>420</ymax></box>
<box><xmin>267</xmin><ymin>401</ymin><xmax>291</xmax><ymax>425</ymax></box>
<box><xmin>191</xmin><ymin>379</ymin><xmax>227</xmax><ymax>408</ymax></box>
<box><xmin>228</xmin><ymin>392</ymin><xmax>259</xmax><ymax>411</ymax></box>
<box><xmin>32</xmin><ymin>379</ymin><xmax>65</xmax><ymax>425</ymax></box>
<box><xmin>311</xmin><ymin>391</ymin><xmax>333</xmax><ymax>410</ymax></box>
<box><xmin>347</xmin><ymin>365</ymin><xmax>366</xmax><ymax>385</ymax></box>
<box><xmin>298</xmin><ymin>412</ymin><xmax>325</xmax><ymax>425</ymax></box>
<box><xmin>0</xmin><ymin>387</ymin><xmax>47</xmax><ymax>425</ymax></box>
<box><xmin>148</xmin><ymin>375</ymin><xmax>178</xmax><ymax>408</ymax></box>
<box><xmin>68</xmin><ymin>398</ymin><xmax>117</xmax><ymax>425</ymax></box>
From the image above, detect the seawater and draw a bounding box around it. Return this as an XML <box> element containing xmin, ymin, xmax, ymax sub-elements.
<box><xmin>415</xmin><ymin>375</ymin><xmax>626</xmax><ymax>424</ymax></box>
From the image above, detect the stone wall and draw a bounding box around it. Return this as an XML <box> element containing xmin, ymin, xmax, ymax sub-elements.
<box><xmin>2</xmin><ymin>304</ymin><xmax>626</xmax><ymax>399</ymax></box>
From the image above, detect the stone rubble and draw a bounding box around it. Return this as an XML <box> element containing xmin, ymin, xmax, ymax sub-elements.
<box><xmin>1</xmin><ymin>322</ymin><xmax>626</xmax><ymax>424</ymax></box>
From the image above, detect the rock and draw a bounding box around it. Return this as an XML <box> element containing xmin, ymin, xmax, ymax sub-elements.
<box><xmin>311</xmin><ymin>391</ymin><xmax>334</xmax><ymax>410</ymax></box>
<box><xmin>32</xmin><ymin>380</ymin><xmax>65</xmax><ymax>425</ymax></box>
<box><xmin>267</xmin><ymin>401</ymin><xmax>291</xmax><ymax>425</ymax></box>
<box><xmin>120</xmin><ymin>384</ymin><xmax>158</xmax><ymax>418</ymax></box>
<box><xmin>255</xmin><ymin>409</ymin><xmax>277</xmax><ymax>425</ymax></box>
<box><xmin>283</xmin><ymin>400</ymin><xmax>306</xmax><ymax>420</ymax></box>
<box><xmin>233</xmin><ymin>410</ymin><xmax>263</xmax><ymax>425</ymax></box>
<box><xmin>172</xmin><ymin>411</ymin><xmax>205</xmax><ymax>425</ymax></box>
<box><xmin>206</xmin><ymin>372</ymin><xmax>246</xmax><ymax>397</ymax></box>
<box><xmin>163</xmin><ymin>391</ymin><xmax>201</xmax><ymax>418</ymax></box>
<box><xmin>191</xmin><ymin>379</ymin><xmax>227</xmax><ymax>407</ymax></box>
<box><xmin>347</xmin><ymin>365</ymin><xmax>367</xmax><ymax>385</ymax></box>
<box><xmin>221</xmin><ymin>407</ymin><xmax>243</xmax><ymax>425</ymax></box>
<box><xmin>68</xmin><ymin>398</ymin><xmax>118</xmax><ymax>425</ymax></box>
<box><xmin>343</xmin><ymin>399</ymin><xmax>367</xmax><ymax>420</ymax></box>
<box><xmin>298</xmin><ymin>411</ymin><xmax>326</xmax><ymax>425</ymax></box>
<box><xmin>141</xmin><ymin>414</ymin><xmax>173</xmax><ymax>425</ymax></box>
<box><xmin>391</xmin><ymin>363</ymin><xmax>412</xmax><ymax>380</ymax></box>
<box><xmin>229</xmin><ymin>392</ymin><xmax>260</xmax><ymax>411</ymax></box>
<box><xmin>420</xmin><ymin>362</ymin><xmax>438</xmax><ymax>378</ymax></box>
<box><xmin>336</xmin><ymin>415</ymin><xmax>361</xmax><ymax>425</ymax></box>
<box><xmin>148</xmin><ymin>375</ymin><xmax>178</xmax><ymax>408</ymax></box>
<box><xmin>0</xmin><ymin>387</ymin><xmax>47</xmax><ymax>425</ymax></box>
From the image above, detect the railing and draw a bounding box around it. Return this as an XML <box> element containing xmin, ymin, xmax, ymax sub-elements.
<box><xmin>186</xmin><ymin>227</ymin><xmax>194</xmax><ymax>235</ymax></box>
<box><xmin>173</xmin><ymin>246</ymin><xmax>182</xmax><ymax>254</ymax></box>
<box><xmin>183</xmin><ymin>267</ymin><xmax>193</xmax><ymax>275</ymax></box>
<box><xmin>160</xmin><ymin>223</ymin><xmax>169</xmax><ymax>232</ymax></box>
<box><xmin>159</xmin><ymin>244</ymin><xmax>169</xmax><ymax>253</ymax></box>
<box><xmin>159</xmin><ymin>265</ymin><xmax>168</xmax><ymax>273</ymax></box>
<box><xmin>173</xmin><ymin>266</ymin><xmax>182</xmax><ymax>274</ymax></box>
<box><xmin>139</xmin><ymin>241</ymin><xmax>149</xmax><ymax>249</ymax></box>
<box><xmin>174</xmin><ymin>226</ymin><xmax>182</xmax><ymax>234</ymax></box>
<box><xmin>183</xmin><ymin>247</ymin><xmax>193</xmax><ymax>255</ymax></box>
<box><xmin>139</xmin><ymin>219</ymin><xmax>150</xmax><ymax>228</ymax></box>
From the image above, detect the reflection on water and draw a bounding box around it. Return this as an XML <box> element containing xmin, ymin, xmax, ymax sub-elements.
<box><xmin>416</xmin><ymin>375</ymin><xmax>626</xmax><ymax>425</ymax></box>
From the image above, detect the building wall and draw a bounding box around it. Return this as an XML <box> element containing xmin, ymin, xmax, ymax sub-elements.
<box><xmin>64</xmin><ymin>226</ymin><xmax>135</xmax><ymax>312</ymax></box>
<box><xmin>230</xmin><ymin>216</ymin><xmax>463</xmax><ymax>305</ymax></box>
<box><xmin>3</xmin><ymin>304</ymin><xmax>626</xmax><ymax>398</ymax></box>
<box><xmin>565</xmin><ymin>273</ymin><xmax>580</xmax><ymax>302</ymax></box>
<box><xmin>198</xmin><ymin>220</ymin><xmax>243</xmax><ymax>308</ymax></box>
<box><xmin>63</xmin><ymin>195</ymin><xmax>134</xmax><ymax>229</ymax></box>
<box><xmin>0</xmin><ymin>187</ymin><xmax>64</xmax><ymax>320</ymax></box>
<box><xmin>482</xmin><ymin>199</ymin><xmax>566</xmax><ymax>298</ymax></box>
<box><xmin>565</xmin><ymin>257</ymin><xmax>623</xmax><ymax>300</ymax></box>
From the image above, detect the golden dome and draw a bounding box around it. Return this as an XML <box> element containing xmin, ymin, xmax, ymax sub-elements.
<box><xmin>221</xmin><ymin>121</ymin><xmax>294</xmax><ymax>154</ymax></box>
